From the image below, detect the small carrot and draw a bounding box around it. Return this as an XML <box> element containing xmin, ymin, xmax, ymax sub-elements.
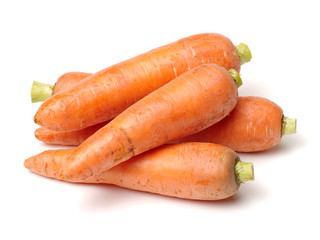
<box><xmin>61</xmin><ymin>64</ymin><xmax>241</xmax><ymax>181</ymax></box>
<box><xmin>31</xmin><ymin>72</ymin><xmax>91</xmax><ymax>103</ymax></box>
<box><xmin>178</xmin><ymin>96</ymin><xmax>297</xmax><ymax>152</ymax></box>
<box><xmin>34</xmin><ymin>33</ymin><xmax>251</xmax><ymax>131</ymax></box>
<box><xmin>24</xmin><ymin>142</ymin><xmax>254</xmax><ymax>200</ymax></box>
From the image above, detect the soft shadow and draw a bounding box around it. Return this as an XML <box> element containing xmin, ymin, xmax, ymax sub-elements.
<box><xmin>80</xmin><ymin>184</ymin><xmax>141</xmax><ymax>211</ymax></box>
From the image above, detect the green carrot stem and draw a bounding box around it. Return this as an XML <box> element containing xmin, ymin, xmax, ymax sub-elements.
<box><xmin>236</xmin><ymin>43</ymin><xmax>252</xmax><ymax>65</ymax></box>
<box><xmin>228</xmin><ymin>68</ymin><xmax>242</xmax><ymax>88</ymax></box>
<box><xmin>235</xmin><ymin>161</ymin><xmax>254</xmax><ymax>183</ymax></box>
<box><xmin>31</xmin><ymin>81</ymin><xmax>54</xmax><ymax>103</ymax></box>
<box><xmin>282</xmin><ymin>117</ymin><xmax>297</xmax><ymax>135</ymax></box>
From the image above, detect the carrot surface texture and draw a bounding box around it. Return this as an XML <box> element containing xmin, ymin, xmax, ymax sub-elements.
<box><xmin>24</xmin><ymin>143</ymin><xmax>254</xmax><ymax>200</ymax></box>
<box><xmin>33</xmin><ymin>33</ymin><xmax>251</xmax><ymax>131</ymax></box>
<box><xmin>60</xmin><ymin>64</ymin><xmax>241</xmax><ymax>181</ymax></box>
<box><xmin>35</xmin><ymin>97</ymin><xmax>296</xmax><ymax>151</ymax></box>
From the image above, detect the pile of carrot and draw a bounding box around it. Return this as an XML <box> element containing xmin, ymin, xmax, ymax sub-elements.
<box><xmin>26</xmin><ymin>33</ymin><xmax>296</xmax><ymax>201</ymax></box>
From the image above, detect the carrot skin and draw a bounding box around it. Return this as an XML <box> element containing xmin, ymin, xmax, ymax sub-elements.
<box><xmin>34</xmin><ymin>33</ymin><xmax>241</xmax><ymax>131</ymax></box>
<box><xmin>53</xmin><ymin>72</ymin><xmax>92</xmax><ymax>94</ymax></box>
<box><xmin>61</xmin><ymin>64</ymin><xmax>238</xmax><ymax>181</ymax></box>
<box><xmin>24</xmin><ymin>143</ymin><xmax>241</xmax><ymax>200</ymax></box>
<box><xmin>178</xmin><ymin>96</ymin><xmax>283</xmax><ymax>152</ymax></box>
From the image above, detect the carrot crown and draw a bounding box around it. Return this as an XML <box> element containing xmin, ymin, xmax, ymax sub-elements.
<box><xmin>235</xmin><ymin>161</ymin><xmax>254</xmax><ymax>183</ymax></box>
<box><xmin>228</xmin><ymin>69</ymin><xmax>242</xmax><ymax>88</ymax></box>
<box><xmin>236</xmin><ymin>43</ymin><xmax>252</xmax><ymax>65</ymax></box>
<box><xmin>282</xmin><ymin>117</ymin><xmax>297</xmax><ymax>135</ymax></box>
<box><xmin>31</xmin><ymin>81</ymin><xmax>54</xmax><ymax>103</ymax></box>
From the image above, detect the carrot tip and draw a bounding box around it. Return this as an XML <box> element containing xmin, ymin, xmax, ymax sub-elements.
<box><xmin>236</xmin><ymin>43</ymin><xmax>252</xmax><ymax>65</ymax></box>
<box><xmin>282</xmin><ymin>117</ymin><xmax>297</xmax><ymax>135</ymax></box>
<box><xmin>31</xmin><ymin>81</ymin><xmax>54</xmax><ymax>103</ymax></box>
<box><xmin>228</xmin><ymin>69</ymin><xmax>242</xmax><ymax>88</ymax></box>
<box><xmin>235</xmin><ymin>161</ymin><xmax>254</xmax><ymax>183</ymax></box>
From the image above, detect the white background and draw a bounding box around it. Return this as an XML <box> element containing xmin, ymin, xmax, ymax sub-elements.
<box><xmin>1</xmin><ymin>0</ymin><xmax>319</xmax><ymax>239</ymax></box>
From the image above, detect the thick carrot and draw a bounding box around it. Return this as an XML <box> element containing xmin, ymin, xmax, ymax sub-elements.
<box><xmin>34</xmin><ymin>33</ymin><xmax>251</xmax><ymax>131</ymax></box>
<box><xmin>31</xmin><ymin>72</ymin><xmax>91</xmax><ymax>103</ymax></box>
<box><xmin>24</xmin><ymin>142</ymin><xmax>254</xmax><ymax>200</ymax></box>
<box><xmin>61</xmin><ymin>64</ymin><xmax>240</xmax><ymax>181</ymax></box>
<box><xmin>178</xmin><ymin>96</ymin><xmax>297</xmax><ymax>152</ymax></box>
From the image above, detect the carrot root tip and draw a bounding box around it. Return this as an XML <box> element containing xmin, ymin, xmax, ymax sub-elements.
<box><xmin>235</xmin><ymin>161</ymin><xmax>254</xmax><ymax>183</ymax></box>
<box><xmin>31</xmin><ymin>81</ymin><xmax>54</xmax><ymax>103</ymax></box>
<box><xmin>282</xmin><ymin>117</ymin><xmax>297</xmax><ymax>135</ymax></box>
<box><xmin>236</xmin><ymin>43</ymin><xmax>252</xmax><ymax>65</ymax></box>
<box><xmin>228</xmin><ymin>69</ymin><xmax>242</xmax><ymax>88</ymax></box>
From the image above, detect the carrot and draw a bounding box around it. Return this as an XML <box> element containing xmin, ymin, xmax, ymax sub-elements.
<box><xmin>60</xmin><ymin>64</ymin><xmax>241</xmax><ymax>181</ymax></box>
<box><xmin>31</xmin><ymin>72</ymin><xmax>91</xmax><ymax>103</ymax></box>
<box><xmin>178</xmin><ymin>96</ymin><xmax>297</xmax><ymax>152</ymax></box>
<box><xmin>24</xmin><ymin>142</ymin><xmax>254</xmax><ymax>200</ymax></box>
<box><xmin>34</xmin><ymin>33</ymin><xmax>251</xmax><ymax>131</ymax></box>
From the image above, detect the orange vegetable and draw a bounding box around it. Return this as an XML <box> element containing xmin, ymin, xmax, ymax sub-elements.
<box><xmin>34</xmin><ymin>33</ymin><xmax>251</xmax><ymax>131</ymax></box>
<box><xmin>24</xmin><ymin>142</ymin><xmax>254</xmax><ymax>200</ymax></box>
<box><xmin>61</xmin><ymin>64</ymin><xmax>240</xmax><ymax>181</ymax></box>
<box><xmin>177</xmin><ymin>96</ymin><xmax>297</xmax><ymax>152</ymax></box>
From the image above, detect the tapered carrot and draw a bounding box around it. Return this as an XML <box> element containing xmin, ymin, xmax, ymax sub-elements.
<box><xmin>34</xmin><ymin>33</ymin><xmax>251</xmax><ymax>131</ymax></box>
<box><xmin>24</xmin><ymin>142</ymin><xmax>254</xmax><ymax>200</ymax></box>
<box><xmin>178</xmin><ymin>96</ymin><xmax>297</xmax><ymax>152</ymax></box>
<box><xmin>61</xmin><ymin>64</ymin><xmax>241</xmax><ymax>181</ymax></box>
<box><xmin>31</xmin><ymin>72</ymin><xmax>91</xmax><ymax>103</ymax></box>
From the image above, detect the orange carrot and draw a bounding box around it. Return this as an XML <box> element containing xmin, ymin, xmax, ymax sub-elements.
<box><xmin>177</xmin><ymin>96</ymin><xmax>297</xmax><ymax>152</ymax></box>
<box><xmin>24</xmin><ymin>142</ymin><xmax>254</xmax><ymax>200</ymax></box>
<box><xmin>61</xmin><ymin>64</ymin><xmax>240</xmax><ymax>181</ymax></box>
<box><xmin>34</xmin><ymin>33</ymin><xmax>251</xmax><ymax>131</ymax></box>
<box><xmin>31</xmin><ymin>72</ymin><xmax>91</xmax><ymax>103</ymax></box>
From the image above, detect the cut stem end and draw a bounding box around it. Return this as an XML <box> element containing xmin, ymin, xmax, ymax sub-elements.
<box><xmin>282</xmin><ymin>117</ymin><xmax>297</xmax><ymax>135</ymax></box>
<box><xmin>31</xmin><ymin>81</ymin><xmax>54</xmax><ymax>103</ymax></box>
<box><xmin>235</xmin><ymin>161</ymin><xmax>254</xmax><ymax>183</ymax></box>
<box><xmin>236</xmin><ymin>43</ymin><xmax>252</xmax><ymax>65</ymax></box>
<box><xmin>228</xmin><ymin>69</ymin><xmax>242</xmax><ymax>88</ymax></box>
